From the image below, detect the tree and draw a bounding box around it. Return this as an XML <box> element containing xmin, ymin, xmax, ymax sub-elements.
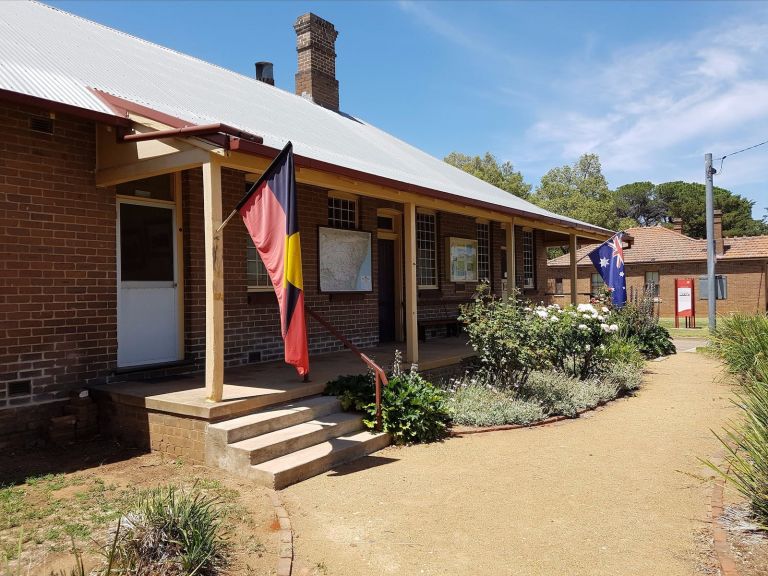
<box><xmin>444</xmin><ymin>152</ymin><xmax>531</xmax><ymax>199</ymax></box>
<box><xmin>532</xmin><ymin>154</ymin><xmax>635</xmax><ymax>231</ymax></box>
<box><xmin>655</xmin><ymin>181</ymin><xmax>768</xmax><ymax>238</ymax></box>
<box><xmin>614</xmin><ymin>181</ymin><xmax>668</xmax><ymax>226</ymax></box>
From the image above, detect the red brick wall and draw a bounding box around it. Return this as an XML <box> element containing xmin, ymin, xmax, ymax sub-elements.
<box><xmin>0</xmin><ymin>102</ymin><xmax>117</xmax><ymax>446</ymax></box>
<box><xmin>546</xmin><ymin>260</ymin><xmax>768</xmax><ymax>316</ymax></box>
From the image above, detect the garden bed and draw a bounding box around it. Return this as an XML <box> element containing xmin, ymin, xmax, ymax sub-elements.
<box><xmin>0</xmin><ymin>439</ymin><xmax>277</xmax><ymax>576</ymax></box>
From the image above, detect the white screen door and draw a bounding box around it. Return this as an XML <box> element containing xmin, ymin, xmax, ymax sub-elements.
<box><xmin>117</xmin><ymin>199</ymin><xmax>180</xmax><ymax>367</ymax></box>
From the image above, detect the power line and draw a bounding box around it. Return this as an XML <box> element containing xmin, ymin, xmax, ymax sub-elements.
<box><xmin>718</xmin><ymin>138</ymin><xmax>768</xmax><ymax>174</ymax></box>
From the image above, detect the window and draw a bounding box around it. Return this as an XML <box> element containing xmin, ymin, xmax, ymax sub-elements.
<box><xmin>476</xmin><ymin>222</ymin><xmax>490</xmax><ymax>283</ymax></box>
<box><xmin>522</xmin><ymin>229</ymin><xmax>535</xmax><ymax>289</ymax></box>
<box><xmin>555</xmin><ymin>278</ymin><xmax>564</xmax><ymax>295</ymax></box>
<box><xmin>377</xmin><ymin>215</ymin><xmax>393</xmax><ymax>231</ymax></box>
<box><xmin>591</xmin><ymin>273</ymin><xmax>604</xmax><ymax>297</ymax></box>
<box><xmin>246</xmin><ymin>236</ymin><xmax>271</xmax><ymax>291</ymax></box>
<box><xmin>328</xmin><ymin>194</ymin><xmax>357</xmax><ymax>229</ymax></box>
<box><xmin>416</xmin><ymin>212</ymin><xmax>437</xmax><ymax>288</ymax></box>
<box><xmin>645</xmin><ymin>271</ymin><xmax>660</xmax><ymax>297</ymax></box>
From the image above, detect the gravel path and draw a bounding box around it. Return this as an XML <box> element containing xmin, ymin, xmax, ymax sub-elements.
<box><xmin>283</xmin><ymin>352</ymin><xmax>734</xmax><ymax>576</ymax></box>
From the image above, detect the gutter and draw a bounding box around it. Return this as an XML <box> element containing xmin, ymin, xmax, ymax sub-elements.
<box><xmin>0</xmin><ymin>88</ymin><xmax>132</xmax><ymax>128</ymax></box>
<box><xmin>118</xmin><ymin>123</ymin><xmax>263</xmax><ymax>144</ymax></box>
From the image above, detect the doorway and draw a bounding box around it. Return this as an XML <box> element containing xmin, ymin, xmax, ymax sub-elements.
<box><xmin>378</xmin><ymin>238</ymin><xmax>396</xmax><ymax>342</ymax></box>
<box><xmin>117</xmin><ymin>198</ymin><xmax>181</xmax><ymax>367</ymax></box>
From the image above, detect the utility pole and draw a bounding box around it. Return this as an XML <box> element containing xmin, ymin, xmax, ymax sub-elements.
<box><xmin>705</xmin><ymin>153</ymin><xmax>716</xmax><ymax>332</ymax></box>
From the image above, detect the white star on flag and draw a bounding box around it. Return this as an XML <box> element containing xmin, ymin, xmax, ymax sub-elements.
<box><xmin>600</xmin><ymin>257</ymin><xmax>609</xmax><ymax>268</ymax></box>
<box><xmin>619</xmin><ymin>271</ymin><xmax>624</xmax><ymax>277</ymax></box>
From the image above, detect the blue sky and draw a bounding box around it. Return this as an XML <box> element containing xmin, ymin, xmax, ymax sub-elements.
<box><xmin>49</xmin><ymin>0</ymin><xmax>768</xmax><ymax>219</ymax></box>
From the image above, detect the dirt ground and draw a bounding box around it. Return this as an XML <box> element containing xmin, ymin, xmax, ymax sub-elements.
<box><xmin>0</xmin><ymin>441</ymin><xmax>277</xmax><ymax>576</ymax></box>
<box><xmin>283</xmin><ymin>351</ymin><xmax>737</xmax><ymax>576</ymax></box>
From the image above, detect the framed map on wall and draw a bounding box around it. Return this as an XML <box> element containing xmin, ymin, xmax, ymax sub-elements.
<box><xmin>318</xmin><ymin>227</ymin><xmax>373</xmax><ymax>292</ymax></box>
<box><xmin>446</xmin><ymin>237</ymin><xmax>478</xmax><ymax>283</ymax></box>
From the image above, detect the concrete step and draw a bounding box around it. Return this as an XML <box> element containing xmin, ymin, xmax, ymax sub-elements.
<box><xmin>207</xmin><ymin>395</ymin><xmax>341</xmax><ymax>446</ymax></box>
<box><xmin>249</xmin><ymin>430</ymin><xmax>392</xmax><ymax>489</ymax></box>
<box><xmin>229</xmin><ymin>411</ymin><xmax>364</xmax><ymax>466</ymax></box>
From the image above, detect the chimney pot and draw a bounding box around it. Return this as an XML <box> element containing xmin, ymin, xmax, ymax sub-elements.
<box><xmin>671</xmin><ymin>218</ymin><xmax>683</xmax><ymax>234</ymax></box>
<box><xmin>255</xmin><ymin>61</ymin><xmax>274</xmax><ymax>86</ymax></box>
<box><xmin>294</xmin><ymin>13</ymin><xmax>339</xmax><ymax>111</ymax></box>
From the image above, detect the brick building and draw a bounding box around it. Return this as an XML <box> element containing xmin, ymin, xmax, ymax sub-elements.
<box><xmin>546</xmin><ymin>214</ymin><xmax>768</xmax><ymax>317</ymax></box>
<box><xmin>0</xmin><ymin>3</ymin><xmax>610</xmax><ymax>453</ymax></box>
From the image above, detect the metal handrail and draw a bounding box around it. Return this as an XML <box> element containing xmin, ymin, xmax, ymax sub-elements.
<box><xmin>306</xmin><ymin>306</ymin><xmax>389</xmax><ymax>431</ymax></box>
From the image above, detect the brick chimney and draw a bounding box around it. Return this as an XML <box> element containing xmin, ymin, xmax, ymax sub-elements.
<box><xmin>671</xmin><ymin>218</ymin><xmax>683</xmax><ymax>234</ymax></box>
<box><xmin>713</xmin><ymin>209</ymin><xmax>724</xmax><ymax>256</ymax></box>
<box><xmin>294</xmin><ymin>13</ymin><xmax>339</xmax><ymax>111</ymax></box>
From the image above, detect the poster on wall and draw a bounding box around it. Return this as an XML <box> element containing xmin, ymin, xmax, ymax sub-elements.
<box><xmin>446</xmin><ymin>237</ymin><xmax>478</xmax><ymax>283</ymax></box>
<box><xmin>318</xmin><ymin>226</ymin><xmax>372</xmax><ymax>292</ymax></box>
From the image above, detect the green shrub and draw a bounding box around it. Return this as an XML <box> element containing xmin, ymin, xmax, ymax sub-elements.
<box><xmin>459</xmin><ymin>286</ymin><xmax>553</xmax><ymax>387</ymax></box>
<box><xmin>600</xmin><ymin>361</ymin><xmax>643</xmax><ymax>394</ymax></box>
<box><xmin>707</xmin><ymin>379</ymin><xmax>768</xmax><ymax>527</ymax></box>
<box><xmin>325</xmin><ymin>368</ymin><xmax>451</xmax><ymax>444</ymax></box>
<box><xmin>519</xmin><ymin>371</ymin><xmax>617</xmax><ymax>417</ymax></box>
<box><xmin>324</xmin><ymin>373</ymin><xmax>374</xmax><ymax>411</ymax></box>
<box><xmin>370</xmin><ymin>370</ymin><xmax>451</xmax><ymax>444</ymax></box>
<box><xmin>710</xmin><ymin>313</ymin><xmax>768</xmax><ymax>383</ymax></box>
<box><xmin>111</xmin><ymin>487</ymin><xmax>228</xmax><ymax>576</ymax></box>
<box><xmin>614</xmin><ymin>289</ymin><xmax>675</xmax><ymax>358</ymax></box>
<box><xmin>449</xmin><ymin>383</ymin><xmax>545</xmax><ymax>427</ymax></box>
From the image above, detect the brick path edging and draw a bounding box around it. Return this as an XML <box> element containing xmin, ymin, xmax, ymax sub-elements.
<box><xmin>711</xmin><ymin>477</ymin><xmax>740</xmax><ymax>576</ymax></box>
<box><xmin>269</xmin><ymin>490</ymin><xmax>294</xmax><ymax>576</ymax></box>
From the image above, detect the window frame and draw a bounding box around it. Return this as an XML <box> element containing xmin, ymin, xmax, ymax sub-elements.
<box><xmin>522</xmin><ymin>228</ymin><xmax>535</xmax><ymax>289</ymax></box>
<box><xmin>246</xmin><ymin>236</ymin><xmax>272</xmax><ymax>293</ymax></box>
<box><xmin>591</xmin><ymin>273</ymin><xmax>605</xmax><ymax>297</ymax></box>
<box><xmin>327</xmin><ymin>190</ymin><xmax>358</xmax><ymax>230</ymax></box>
<box><xmin>555</xmin><ymin>277</ymin><xmax>564</xmax><ymax>295</ymax></box>
<box><xmin>645</xmin><ymin>271</ymin><xmax>660</xmax><ymax>298</ymax></box>
<box><xmin>416</xmin><ymin>210</ymin><xmax>438</xmax><ymax>289</ymax></box>
<box><xmin>476</xmin><ymin>220</ymin><xmax>490</xmax><ymax>284</ymax></box>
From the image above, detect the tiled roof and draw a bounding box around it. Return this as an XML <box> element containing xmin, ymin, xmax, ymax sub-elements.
<box><xmin>548</xmin><ymin>226</ymin><xmax>768</xmax><ymax>266</ymax></box>
<box><xmin>0</xmin><ymin>1</ymin><xmax>612</xmax><ymax>237</ymax></box>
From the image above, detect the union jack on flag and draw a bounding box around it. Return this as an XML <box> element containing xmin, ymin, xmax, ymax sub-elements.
<box><xmin>588</xmin><ymin>232</ymin><xmax>627</xmax><ymax>307</ymax></box>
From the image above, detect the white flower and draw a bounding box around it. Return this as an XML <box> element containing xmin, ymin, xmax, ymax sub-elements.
<box><xmin>585</xmin><ymin>345</ymin><xmax>591</xmax><ymax>351</ymax></box>
<box><xmin>601</xmin><ymin>307</ymin><xmax>609</xmax><ymax>313</ymax></box>
<box><xmin>577</xmin><ymin>303</ymin><xmax>597</xmax><ymax>314</ymax></box>
<box><xmin>535</xmin><ymin>309</ymin><xmax>548</xmax><ymax>318</ymax></box>
<box><xmin>578</xmin><ymin>324</ymin><xmax>588</xmax><ymax>330</ymax></box>
<box><xmin>550</xmin><ymin>316</ymin><xmax>559</xmax><ymax>322</ymax></box>
<box><xmin>600</xmin><ymin>323</ymin><xmax>610</xmax><ymax>332</ymax></box>
<box><xmin>609</xmin><ymin>324</ymin><xmax>619</xmax><ymax>333</ymax></box>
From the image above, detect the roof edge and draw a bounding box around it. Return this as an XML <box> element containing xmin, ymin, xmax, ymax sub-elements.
<box><xmin>0</xmin><ymin>88</ymin><xmax>132</xmax><ymax>128</ymax></box>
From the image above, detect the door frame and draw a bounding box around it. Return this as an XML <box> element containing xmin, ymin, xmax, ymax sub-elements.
<box><xmin>377</xmin><ymin>208</ymin><xmax>403</xmax><ymax>341</ymax></box>
<box><xmin>116</xmin><ymin>180</ymin><xmax>184</xmax><ymax>366</ymax></box>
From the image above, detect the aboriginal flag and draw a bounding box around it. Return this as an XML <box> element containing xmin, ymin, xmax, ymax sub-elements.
<box><xmin>237</xmin><ymin>142</ymin><xmax>309</xmax><ymax>376</ymax></box>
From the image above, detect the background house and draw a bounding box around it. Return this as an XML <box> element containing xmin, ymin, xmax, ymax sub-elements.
<box><xmin>546</xmin><ymin>211</ymin><xmax>768</xmax><ymax>317</ymax></box>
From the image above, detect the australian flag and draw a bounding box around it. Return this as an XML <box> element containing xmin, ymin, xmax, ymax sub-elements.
<box><xmin>588</xmin><ymin>233</ymin><xmax>626</xmax><ymax>308</ymax></box>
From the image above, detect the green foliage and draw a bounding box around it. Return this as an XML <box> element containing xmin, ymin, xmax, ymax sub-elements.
<box><xmin>444</xmin><ymin>151</ymin><xmax>531</xmax><ymax>199</ymax></box>
<box><xmin>709</xmin><ymin>313</ymin><xmax>768</xmax><ymax>383</ymax></box>
<box><xmin>532</xmin><ymin>154</ymin><xmax>635</xmax><ymax>231</ymax></box>
<box><xmin>707</xmin><ymin>379</ymin><xmax>768</xmax><ymax>527</ymax></box>
<box><xmin>326</xmin><ymin>368</ymin><xmax>451</xmax><ymax>444</ymax></box>
<box><xmin>111</xmin><ymin>486</ymin><xmax>228</xmax><ymax>576</ymax></box>
<box><xmin>706</xmin><ymin>313</ymin><xmax>768</xmax><ymax>526</ymax></box>
<box><xmin>324</xmin><ymin>373</ymin><xmax>375</xmax><ymax>411</ymax></box>
<box><xmin>614</xmin><ymin>181</ymin><xmax>668</xmax><ymax>226</ymax></box>
<box><xmin>519</xmin><ymin>371</ymin><xmax>619</xmax><ymax>418</ymax></box>
<box><xmin>614</xmin><ymin>290</ymin><xmax>676</xmax><ymax>358</ymax></box>
<box><xmin>370</xmin><ymin>370</ymin><xmax>452</xmax><ymax>444</ymax></box>
<box><xmin>655</xmin><ymin>181</ymin><xmax>768</xmax><ymax>238</ymax></box>
<box><xmin>458</xmin><ymin>286</ymin><xmax>553</xmax><ymax>387</ymax></box>
<box><xmin>449</xmin><ymin>383</ymin><xmax>545</xmax><ymax>427</ymax></box>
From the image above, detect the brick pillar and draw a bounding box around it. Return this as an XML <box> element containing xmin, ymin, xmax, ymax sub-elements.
<box><xmin>294</xmin><ymin>13</ymin><xmax>340</xmax><ymax>111</ymax></box>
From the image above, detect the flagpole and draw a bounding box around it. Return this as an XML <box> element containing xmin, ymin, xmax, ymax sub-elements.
<box><xmin>215</xmin><ymin>141</ymin><xmax>294</xmax><ymax>234</ymax></box>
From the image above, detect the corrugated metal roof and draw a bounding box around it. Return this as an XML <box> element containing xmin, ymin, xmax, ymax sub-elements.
<box><xmin>0</xmin><ymin>1</ymin><xmax>610</xmax><ymax>235</ymax></box>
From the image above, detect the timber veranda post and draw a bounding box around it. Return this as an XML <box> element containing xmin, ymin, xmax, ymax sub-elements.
<box><xmin>203</xmin><ymin>157</ymin><xmax>225</xmax><ymax>402</ymax></box>
<box><xmin>403</xmin><ymin>202</ymin><xmax>418</xmax><ymax>365</ymax></box>
<box><xmin>569</xmin><ymin>234</ymin><xmax>578</xmax><ymax>305</ymax></box>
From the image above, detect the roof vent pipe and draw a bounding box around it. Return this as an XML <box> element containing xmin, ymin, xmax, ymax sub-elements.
<box><xmin>255</xmin><ymin>62</ymin><xmax>274</xmax><ymax>86</ymax></box>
